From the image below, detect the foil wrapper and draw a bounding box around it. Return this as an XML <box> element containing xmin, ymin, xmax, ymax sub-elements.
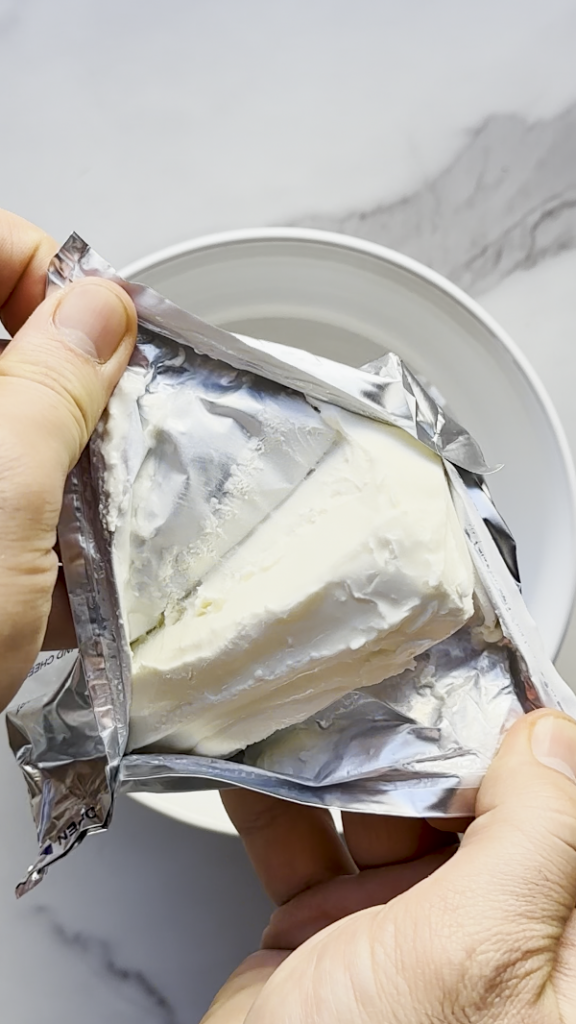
<box><xmin>8</xmin><ymin>233</ymin><xmax>576</xmax><ymax>896</ymax></box>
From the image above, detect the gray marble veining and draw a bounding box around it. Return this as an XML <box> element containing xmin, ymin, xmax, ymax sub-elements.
<box><xmin>33</xmin><ymin>906</ymin><xmax>182</xmax><ymax>1024</ymax></box>
<box><xmin>303</xmin><ymin>105</ymin><xmax>576</xmax><ymax>295</ymax></box>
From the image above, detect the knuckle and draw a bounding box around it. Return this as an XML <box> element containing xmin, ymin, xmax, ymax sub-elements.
<box><xmin>387</xmin><ymin>889</ymin><xmax>551</xmax><ymax>1024</ymax></box>
<box><xmin>0</xmin><ymin>357</ymin><xmax>95</xmax><ymax>464</ymax></box>
<box><xmin>437</xmin><ymin>927</ymin><xmax>550</xmax><ymax>1024</ymax></box>
<box><xmin>0</xmin><ymin>434</ymin><xmax>61</xmax><ymax>531</ymax></box>
<box><xmin>223</xmin><ymin>790</ymin><xmax>320</xmax><ymax>841</ymax></box>
<box><xmin>0</xmin><ymin>547</ymin><xmax>57</xmax><ymax>677</ymax></box>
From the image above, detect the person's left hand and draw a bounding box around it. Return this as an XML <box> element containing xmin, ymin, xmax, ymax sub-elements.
<box><xmin>0</xmin><ymin>210</ymin><xmax>137</xmax><ymax>711</ymax></box>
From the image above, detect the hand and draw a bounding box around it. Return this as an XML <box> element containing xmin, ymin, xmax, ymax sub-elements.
<box><xmin>203</xmin><ymin>709</ymin><xmax>576</xmax><ymax>1023</ymax></box>
<box><xmin>0</xmin><ymin>210</ymin><xmax>137</xmax><ymax>711</ymax></box>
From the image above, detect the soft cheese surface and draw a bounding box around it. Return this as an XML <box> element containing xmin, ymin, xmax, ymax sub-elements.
<box><xmin>127</xmin><ymin>404</ymin><xmax>475</xmax><ymax>756</ymax></box>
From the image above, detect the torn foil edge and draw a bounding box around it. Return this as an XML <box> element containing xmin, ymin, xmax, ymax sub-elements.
<box><xmin>7</xmin><ymin>233</ymin><xmax>576</xmax><ymax>896</ymax></box>
<box><xmin>9</xmin><ymin>449</ymin><xmax>132</xmax><ymax>897</ymax></box>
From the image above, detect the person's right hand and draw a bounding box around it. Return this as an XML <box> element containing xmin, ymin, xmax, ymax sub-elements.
<box><xmin>203</xmin><ymin>708</ymin><xmax>576</xmax><ymax>1023</ymax></box>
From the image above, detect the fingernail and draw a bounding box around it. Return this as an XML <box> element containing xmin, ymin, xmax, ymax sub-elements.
<box><xmin>531</xmin><ymin>715</ymin><xmax>576</xmax><ymax>783</ymax></box>
<box><xmin>55</xmin><ymin>280</ymin><xmax>129</xmax><ymax>362</ymax></box>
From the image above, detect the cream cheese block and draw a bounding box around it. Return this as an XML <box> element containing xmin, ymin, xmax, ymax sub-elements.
<box><xmin>127</xmin><ymin>404</ymin><xmax>475</xmax><ymax>757</ymax></box>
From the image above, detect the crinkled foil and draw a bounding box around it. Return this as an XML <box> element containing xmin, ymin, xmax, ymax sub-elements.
<box><xmin>8</xmin><ymin>234</ymin><xmax>576</xmax><ymax>896</ymax></box>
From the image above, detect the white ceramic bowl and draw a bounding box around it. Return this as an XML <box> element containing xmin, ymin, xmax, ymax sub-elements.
<box><xmin>121</xmin><ymin>228</ymin><xmax>576</xmax><ymax>835</ymax></box>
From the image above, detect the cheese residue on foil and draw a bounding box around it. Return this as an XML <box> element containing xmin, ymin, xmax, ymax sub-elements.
<box><xmin>100</xmin><ymin>364</ymin><xmax>475</xmax><ymax>759</ymax></box>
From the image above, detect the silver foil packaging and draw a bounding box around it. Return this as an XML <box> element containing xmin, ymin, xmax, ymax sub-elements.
<box><xmin>7</xmin><ymin>234</ymin><xmax>576</xmax><ymax>896</ymax></box>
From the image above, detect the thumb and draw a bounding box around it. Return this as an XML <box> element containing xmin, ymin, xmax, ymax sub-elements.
<box><xmin>200</xmin><ymin>951</ymin><xmax>288</xmax><ymax>1023</ymax></box>
<box><xmin>0</xmin><ymin>277</ymin><xmax>137</xmax><ymax>705</ymax></box>
<box><xmin>437</xmin><ymin>709</ymin><xmax>576</xmax><ymax>960</ymax></box>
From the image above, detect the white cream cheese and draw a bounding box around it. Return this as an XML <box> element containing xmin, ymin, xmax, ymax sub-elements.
<box><xmin>126</xmin><ymin>403</ymin><xmax>475</xmax><ymax>757</ymax></box>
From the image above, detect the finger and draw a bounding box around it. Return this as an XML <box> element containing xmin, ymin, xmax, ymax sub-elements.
<box><xmin>0</xmin><ymin>277</ymin><xmax>137</xmax><ymax>708</ymax></box>
<box><xmin>222</xmin><ymin>790</ymin><xmax>356</xmax><ymax>905</ymax></box>
<box><xmin>200</xmin><ymin>951</ymin><xmax>288</xmax><ymax>1023</ymax></box>
<box><xmin>0</xmin><ymin>210</ymin><xmax>57</xmax><ymax>334</ymax></box>
<box><xmin>42</xmin><ymin>570</ymin><xmax>76</xmax><ymax>650</ymax></box>
<box><xmin>422</xmin><ymin>710</ymin><xmax>576</xmax><ymax>969</ymax></box>
<box><xmin>426</xmin><ymin>816</ymin><xmax>474</xmax><ymax>834</ymax></box>
<box><xmin>263</xmin><ymin>845</ymin><xmax>457</xmax><ymax>949</ymax></box>
<box><xmin>342</xmin><ymin>813</ymin><xmax>458</xmax><ymax>869</ymax></box>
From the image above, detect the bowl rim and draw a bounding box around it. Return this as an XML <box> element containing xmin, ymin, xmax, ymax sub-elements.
<box><xmin>121</xmin><ymin>226</ymin><xmax>576</xmax><ymax>656</ymax></box>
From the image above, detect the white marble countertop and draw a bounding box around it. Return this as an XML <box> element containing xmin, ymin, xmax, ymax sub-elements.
<box><xmin>3</xmin><ymin>1</ymin><xmax>576</xmax><ymax>1019</ymax></box>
